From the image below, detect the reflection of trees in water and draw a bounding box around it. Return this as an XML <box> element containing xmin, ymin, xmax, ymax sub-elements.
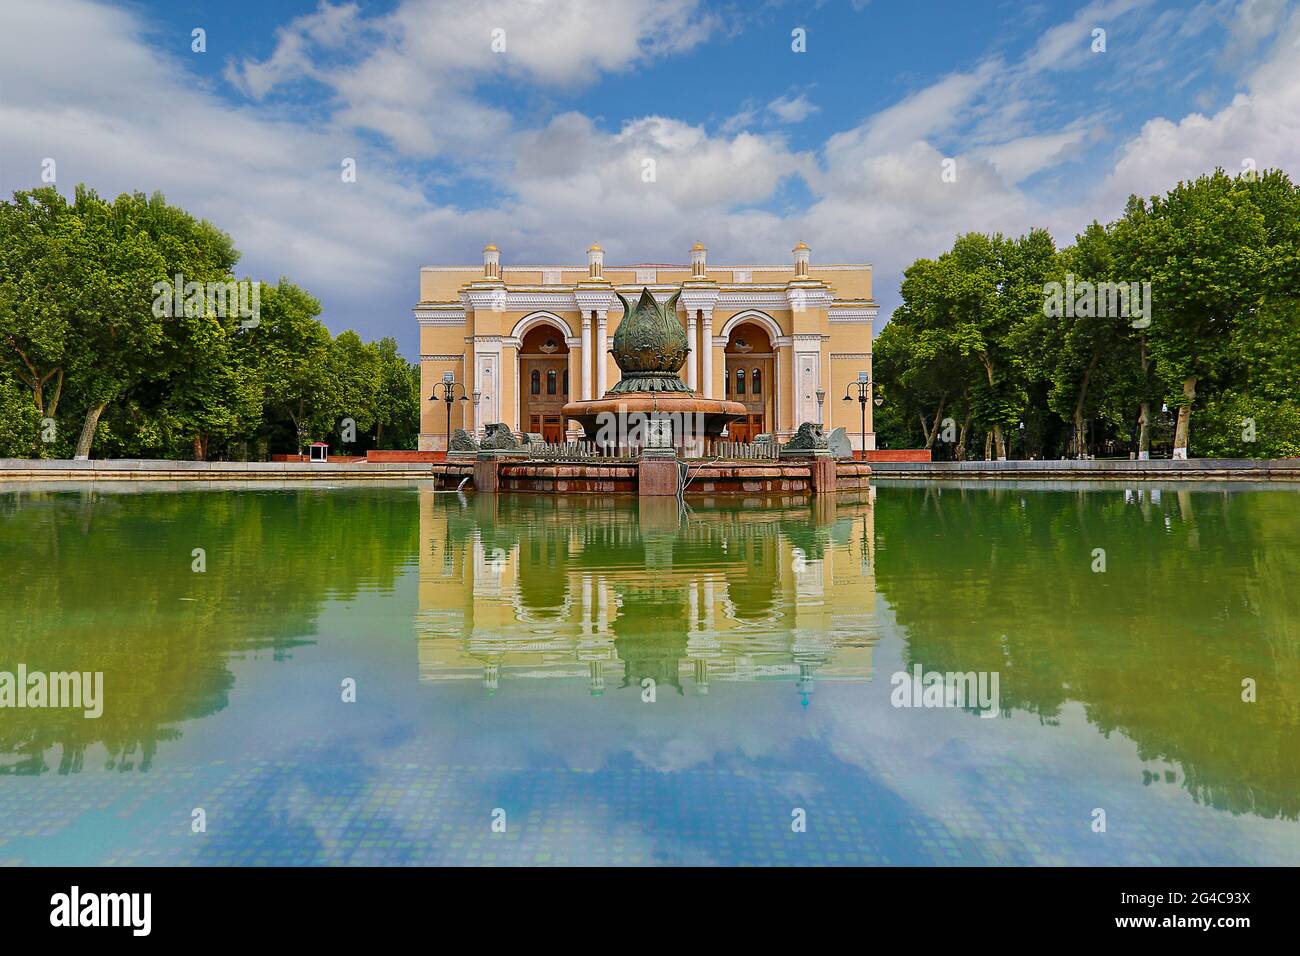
<box><xmin>0</xmin><ymin>487</ymin><xmax>419</xmax><ymax>775</ymax></box>
<box><xmin>872</xmin><ymin>485</ymin><xmax>1300</xmax><ymax>820</ymax></box>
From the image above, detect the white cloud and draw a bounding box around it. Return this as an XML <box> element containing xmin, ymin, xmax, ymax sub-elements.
<box><xmin>225</xmin><ymin>1</ymin><xmax>367</xmax><ymax>99</ymax></box>
<box><xmin>1096</xmin><ymin>4</ymin><xmax>1300</xmax><ymax>207</ymax></box>
<box><xmin>1021</xmin><ymin>0</ymin><xmax>1151</xmax><ymax>74</ymax></box>
<box><xmin>227</xmin><ymin>0</ymin><xmax>718</xmax><ymax>162</ymax></box>
<box><xmin>1</xmin><ymin>0</ymin><xmax>1296</xmax><ymax>351</ymax></box>
<box><xmin>1218</xmin><ymin>0</ymin><xmax>1292</xmax><ymax>67</ymax></box>
<box><xmin>767</xmin><ymin>93</ymin><xmax>820</xmax><ymax>124</ymax></box>
<box><xmin>972</xmin><ymin>128</ymin><xmax>1093</xmax><ymax>184</ymax></box>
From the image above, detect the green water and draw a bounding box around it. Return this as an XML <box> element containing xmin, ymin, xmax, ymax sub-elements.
<box><xmin>0</xmin><ymin>480</ymin><xmax>1297</xmax><ymax>865</ymax></box>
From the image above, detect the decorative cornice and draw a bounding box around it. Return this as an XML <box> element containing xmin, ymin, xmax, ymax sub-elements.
<box><xmin>415</xmin><ymin>305</ymin><xmax>468</xmax><ymax>326</ymax></box>
<box><xmin>716</xmin><ymin>290</ymin><xmax>790</xmax><ymax>308</ymax></box>
<box><xmin>831</xmin><ymin>352</ymin><xmax>872</xmax><ymax>359</ymax></box>
<box><xmin>679</xmin><ymin>286</ymin><xmax>721</xmax><ymax>313</ymax></box>
<box><xmin>786</xmin><ymin>287</ymin><xmax>835</xmax><ymax>312</ymax></box>
<box><xmin>463</xmin><ymin>288</ymin><xmax>509</xmax><ymax>313</ymax></box>
<box><xmin>420</xmin><ymin>353</ymin><xmax>464</xmax><ymax>361</ymax></box>
<box><xmin>828</xmin><ymin>303</ymin><xmax>879</xmax><ymax>323</ymax></box>
<box><xmin>420</xmin><ymin>263</ymin><xmax>872</xmax><ymax>273</ymax></box>
<box><xmin>574</xmin><ymin>287</ymin><xmax>617</xmax><ymax>312</ymax></box>
<box><xmin>423</xmin><ymin>286</ymin><xmax>873</xmax><ymax>319</ymax></box>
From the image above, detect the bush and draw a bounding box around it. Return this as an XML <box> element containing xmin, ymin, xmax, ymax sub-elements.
<box><xmin>1194</xmin><ymin>393</ymin><xmax>1300</xmax><ymax>459</ymax></box>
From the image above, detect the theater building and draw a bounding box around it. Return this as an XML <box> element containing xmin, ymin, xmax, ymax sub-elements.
<box><xmin>414</xmin><ymin>242</ymin><xmax>877</xmax><ymax>451</ymax></box>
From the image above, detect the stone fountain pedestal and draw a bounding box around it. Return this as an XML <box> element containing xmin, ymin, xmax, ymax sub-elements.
<box><xmin>638</xmin><ymin>447</ymin><xmax>680</xmax><ymax>497</ymax></box>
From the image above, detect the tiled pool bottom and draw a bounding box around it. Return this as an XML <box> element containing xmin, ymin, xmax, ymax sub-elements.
<box><xmin>2</xmin><ymin>484</ymin><xmax>1299</xmax><ymax>866</ymax></box>
<box><xmin>3</xmin><ymin>629</ymin><xmax>1294</xmax><ymax>867</ymax></box>
<box><xmin>3</xmin><ymin>699</ymin><xmax>1290</xmax><ymax>866</ymax></box>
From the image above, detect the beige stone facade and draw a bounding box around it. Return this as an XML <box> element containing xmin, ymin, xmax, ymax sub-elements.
<box><xmin>415</xmin><ymin>242</ymin><xmax>877</xmax><ymax>451</ymax></box>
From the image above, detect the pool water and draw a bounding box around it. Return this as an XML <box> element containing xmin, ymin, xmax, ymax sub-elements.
<box><xmin>1</xmin><ymin>481</ymin><xmax>1297</xmax><ymax>866</ymax></box>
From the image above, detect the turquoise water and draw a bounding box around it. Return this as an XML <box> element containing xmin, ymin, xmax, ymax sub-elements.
<box><xmin>1</xmin><ymin>481</ymin><xmax>1297</xmax><ymax>865</ymax></box>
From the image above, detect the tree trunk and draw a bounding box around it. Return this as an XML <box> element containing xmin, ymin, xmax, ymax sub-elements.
<box><xmin>923</xmin><ymin>396</ymin><xmax>947</xmax><ymax>450</ymax></box>
<box><xmin>1137</xmin><ymin>402</ymin><xmax>1151</xmax><ymax>460</ymax></box>
<box><xmin>976</xmin><ymin>353</ymin><xmax>1006</xmax><ymax>459</ymax></box>
<box><xmin>74</xmin><ymin>403</ymin><xmax>107</xmax><ymax>460</ymax></box>
<box><xmin>46</xmin><ymin>369</ymin><xmax>64</xmax><ymax>420</ymax></box>
<box><xmin>1073</xmin><ymin>352</ymin><xmax>1100</xmax><ymax>458</ymax></box>
<box><xmin>983</xmin><ymin>431</ymin><xmax>993</xmax><ymax>461</ymax></box>
<box><xmin>192</xmin><ymin>434</ymin><xmax>208</xmax><ymax>461</ymax></box>
<box><xmin>955</xmin><ymin>410</ymin><xmax>971</xmax><ymax>460</ymax></box>
<box><xmin>1136</xmin><ymin>334</ymin><xmax>1151</xmax><ymax>460</ymax></box>
<box><xmin>1172</xmin><ymin>376</ymin><xmax>1196</xmax><ymax>460</ymax></box>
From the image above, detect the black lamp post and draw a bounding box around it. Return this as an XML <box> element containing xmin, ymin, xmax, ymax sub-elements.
<box><xmin>430</xmin><ymin>379</ymin><xmax>468</xmax><ymax>450</ymax></box>
<box><xmin>842</xmin><ymin>379</ymin><xmax>871</xmax><ymax>460</ymax></box>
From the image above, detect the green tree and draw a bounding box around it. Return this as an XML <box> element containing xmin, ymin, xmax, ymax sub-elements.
<box><xmin>372</xmin><ymin>337</ymin><xmax>421</xmax><ymax>449</ymax></box>
<box><xmin>62</xmin><ymin>188</ymin><xmax>238</xmax><ymax>458</ymax></box>
<box><xmin>244</xmin><ymin>280</ymin><xmax>335</xmax><ymax>452</ymax></box>
<box><xmin>0</xmin><ymin>188</ymin><xmax>80</xmax><ymax>435</ymax></box>
<box><xmin>0</xmin><ymin>375</ymin><xmax>41</xmax><ymax>457</ymax></box>
<box><xmin>1112</xmin><ymin>170</ymin><xmax>1288</xmax><ymax>458</ymax></box>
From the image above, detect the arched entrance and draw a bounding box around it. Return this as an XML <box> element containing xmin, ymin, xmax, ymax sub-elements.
<box><xmin>519</xmin><ymin>324</ymin><xmax>570</xmax><ymax>442</ymax></box>
<box><xmin>724</xmin><ymin>322</ymin><xmax>774</xmax><ymax>441</ymax></box>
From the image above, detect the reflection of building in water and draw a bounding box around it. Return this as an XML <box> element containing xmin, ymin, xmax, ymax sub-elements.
<box><xmin>416</xmin><ymin>490</ymin><xmax>878</xmax><ymax>703</ymax></box>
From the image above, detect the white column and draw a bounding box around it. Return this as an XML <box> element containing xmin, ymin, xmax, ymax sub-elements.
<box><xmin>776</xmin><ymin>345</ymin><xmax>785</xmax><ymax>435</ymax></box>
<box><xmin>596</xmin><ymin>310</ymin><xmax>608</xmax><ymax>397</ymax></box>
<box><xmin>511</xmin><ymin>348</ymin><xmax>520</xmax><ymax>432</ymax></box>
<box><xmin>700</xmin><ymin>309</ymin><xmax>713</xmax><ymax>398</ymax></box>
<box><xmin>789</xmin><ymin>345</ymin><xmax>800</xmax><ymax>427</ymax></box>
<box><xmin>581</xmin><ymin>312</ymin><xmax>593</xmax><ymax>400</ymax></box>
<box><xmin>686</xmin><ymin>312</ymin><xmax>698</xmax><ymax>391</ymax></box>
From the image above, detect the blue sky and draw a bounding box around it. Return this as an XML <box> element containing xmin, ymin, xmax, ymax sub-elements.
<box><xmin>3</xmin><ymin>0</ymin><xmax>1298</xmax><ymax>354</ymax></box>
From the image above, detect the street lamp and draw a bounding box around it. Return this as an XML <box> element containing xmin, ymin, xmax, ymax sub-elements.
<box><xmin>430</xmin><ymin>377</ymin><xmax>468</xmax><ymax>451</ymax></box>
<box><xmin>842</xmin><ymin>378</ymin><xmax>871</xmax><ymax>460</ymax></box>
<box><xmin>471</xmin><ymin>388</ymin><xmax>481</xmax><ymax>437</ymax></box>
<box><xmin>815</xmin><ymin>387</ymin><xmax>826</xmax><ymax>425</ymax></box>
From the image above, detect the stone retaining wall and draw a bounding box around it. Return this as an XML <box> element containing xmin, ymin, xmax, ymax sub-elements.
<box><xmin>836</xmin><ymin>462</ymin><xmax>873</xmax><ymax>490</ymax></box>
<box><xmin>498</xmin><ymin>463</ymin><xmax>637</xmax><ymax>494</ymax></box>
<box><xmin>685</xmin><ymin>463</ymin><xmax>812</xmax><ymax>495</ymax></box>
<box><xmin>868</xmin><ymin>458</ymin><xmax>1300</xmax><ymax>480</ymax></box>
<box><xmin>0</xmin><ymin>456</ymin><xmax>876</xmax><ymax>495</ymax></box>
<box><xmin>0</xmin><ymin>458</ymin><xmax>472</xmax><ymax>488</ymax></box>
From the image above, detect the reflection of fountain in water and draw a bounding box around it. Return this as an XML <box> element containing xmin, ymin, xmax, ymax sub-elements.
<box><xmin>415</xmin><ymin>490</ymin><xmax>879</xmax><ymax>702</ymax></box>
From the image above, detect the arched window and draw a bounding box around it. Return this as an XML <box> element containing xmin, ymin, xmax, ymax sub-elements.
<box><xmin>547</xmin><ymin>369</ymin><xmax>557</xmax><ymax>395</ymax></box>
<box><xmin>752</xmin><ymin>369</ymin><xmax>762</xmax><ymax>394</ymax></box>
<box><xmin>563</xmin><ymin>370</ymin><xmax>569</xmax><ymax>395</ymax></box>
<box><xmin>530</xmin><ymin>370</ymin><xmax>541</xmax><ymax>395</ymax></box>
<box><xmin>724</xmin><ymin>371</ymin><xmax>730</xmax><ymax>396</ymax></box>
<box><xmin>735</xmin><ymin>368</ymin><xmax>746</xmax><ymax>395</ymax></box>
